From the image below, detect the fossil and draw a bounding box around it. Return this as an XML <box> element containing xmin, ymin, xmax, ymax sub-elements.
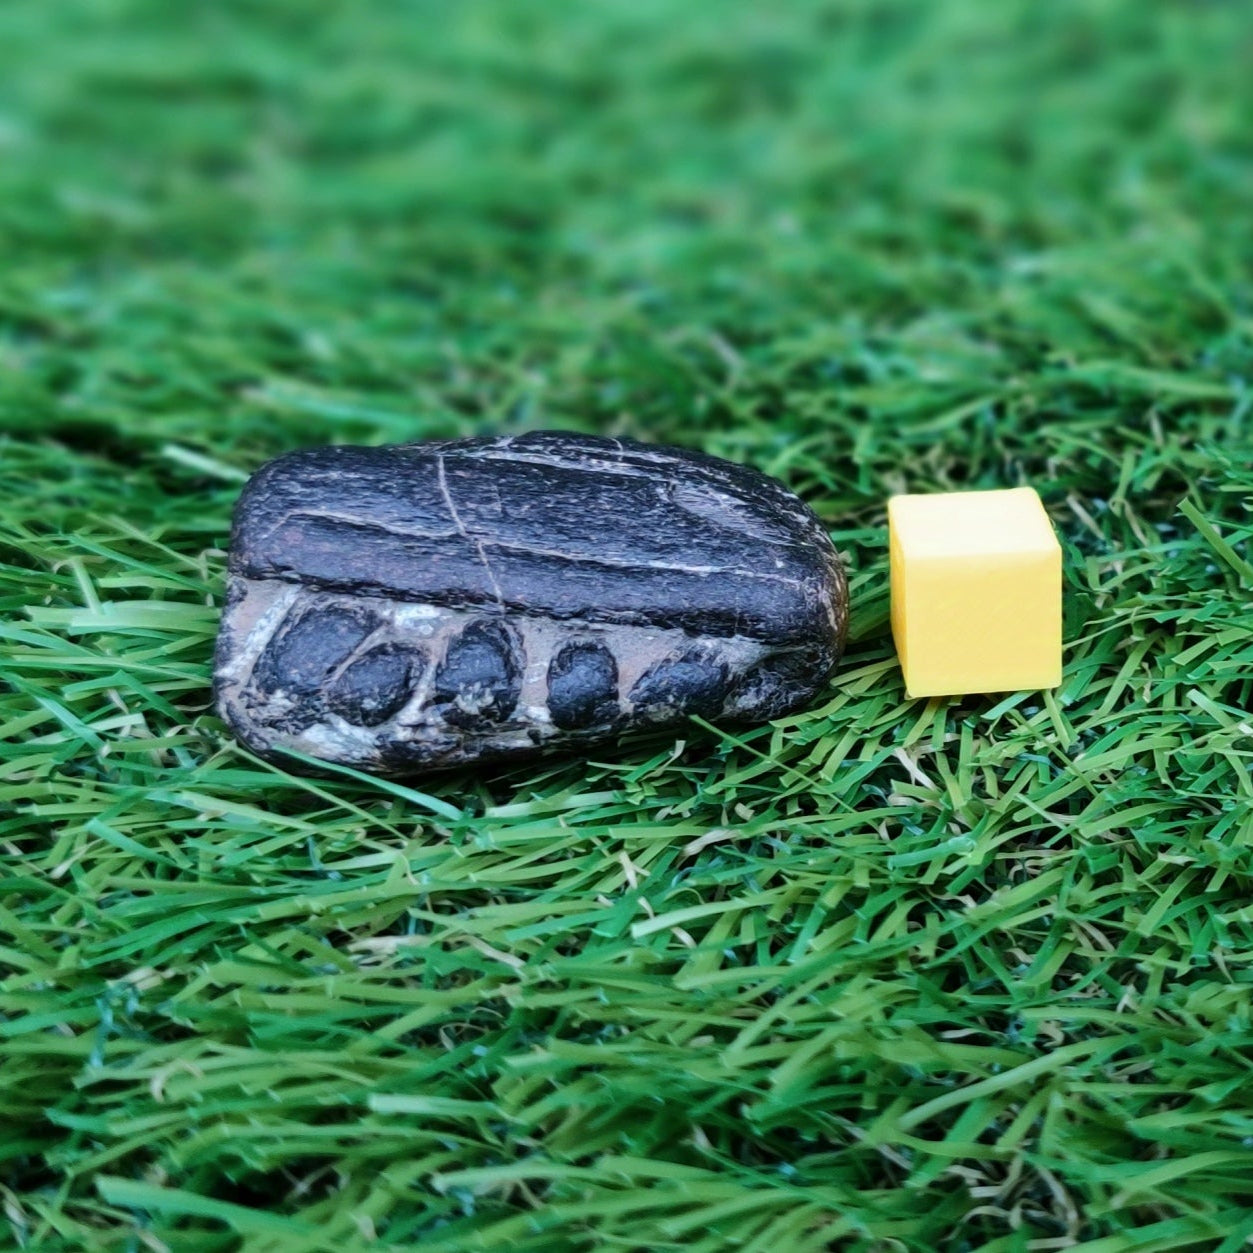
<box><xmin>213</xmin><ymin>431</ymin><xmax>848</xmax><ymax>773</ymax></box>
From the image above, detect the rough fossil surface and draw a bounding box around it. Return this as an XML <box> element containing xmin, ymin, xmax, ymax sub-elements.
<box><xmin>214</xmin><ymin>432</ymin><xmax>849</xmax><ymax>773</ymax></box>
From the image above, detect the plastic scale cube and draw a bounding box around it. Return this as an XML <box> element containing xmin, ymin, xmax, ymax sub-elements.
<box><xmin>889</xmin><ymin>487</ymin><xmax>1062</xmax><ymax>699</ymax></box>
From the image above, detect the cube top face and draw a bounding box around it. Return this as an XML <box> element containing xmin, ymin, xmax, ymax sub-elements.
<box><xmin>887</xmin><ymin>487</ymin><xmax>1059</xmax><ymax>561</ymax></box>
<box><xmin>889</xmin><ymin>487</ymin><xmax>1062</xmax><ymax>699</ymax></box>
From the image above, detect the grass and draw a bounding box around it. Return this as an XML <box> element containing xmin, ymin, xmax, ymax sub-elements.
<box><xmin>2</xmin><ymin>0</ymin><xmax>1253</xmax><ymax>1248</ymax></box>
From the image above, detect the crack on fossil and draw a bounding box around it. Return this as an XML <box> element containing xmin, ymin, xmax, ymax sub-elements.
<box><xmin>438</xmin><ymin>452</ymin><xmax>506</xmax><ymax>610</ymax></box>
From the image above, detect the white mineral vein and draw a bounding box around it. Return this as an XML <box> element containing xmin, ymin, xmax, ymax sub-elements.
<box><xmin>272</xmin><ymin>508</ymin><xmax>459</xmax><ymax>542</ymax></box>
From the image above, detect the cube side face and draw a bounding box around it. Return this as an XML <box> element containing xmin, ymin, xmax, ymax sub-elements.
<box><xmin>889</xmin><ymin>524</ymin><xmax>910</xmax><ymax>674</ymax></box>
<box><xmin>898</xmin><ymin>548</ymin><xmax>1061</xmax><ymax>697</ymax></box>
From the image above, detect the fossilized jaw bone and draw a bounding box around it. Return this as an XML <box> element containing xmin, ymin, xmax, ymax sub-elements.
<box><xmin>214</xmin><ymin>431</ymin><xmax>848</xmax><ymax>774</ymax></box>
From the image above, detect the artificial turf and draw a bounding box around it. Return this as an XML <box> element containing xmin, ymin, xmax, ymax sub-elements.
<box><xmin>3</xmin><ymin>1</ymin><xmax>1253</xmax><ymax>1249</ymax></box>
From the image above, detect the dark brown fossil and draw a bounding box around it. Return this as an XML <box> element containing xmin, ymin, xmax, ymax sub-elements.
<box><xmin>214</xmin><ymin>431</ymin><xmax>848</xmax><ymax>774</ymax></box>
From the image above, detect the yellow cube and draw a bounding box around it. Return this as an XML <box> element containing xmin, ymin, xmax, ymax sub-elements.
<box><xmin>889</xmin><ymin>488</ymin><xmax>1062</xmax><ymax>698</ymax></box>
